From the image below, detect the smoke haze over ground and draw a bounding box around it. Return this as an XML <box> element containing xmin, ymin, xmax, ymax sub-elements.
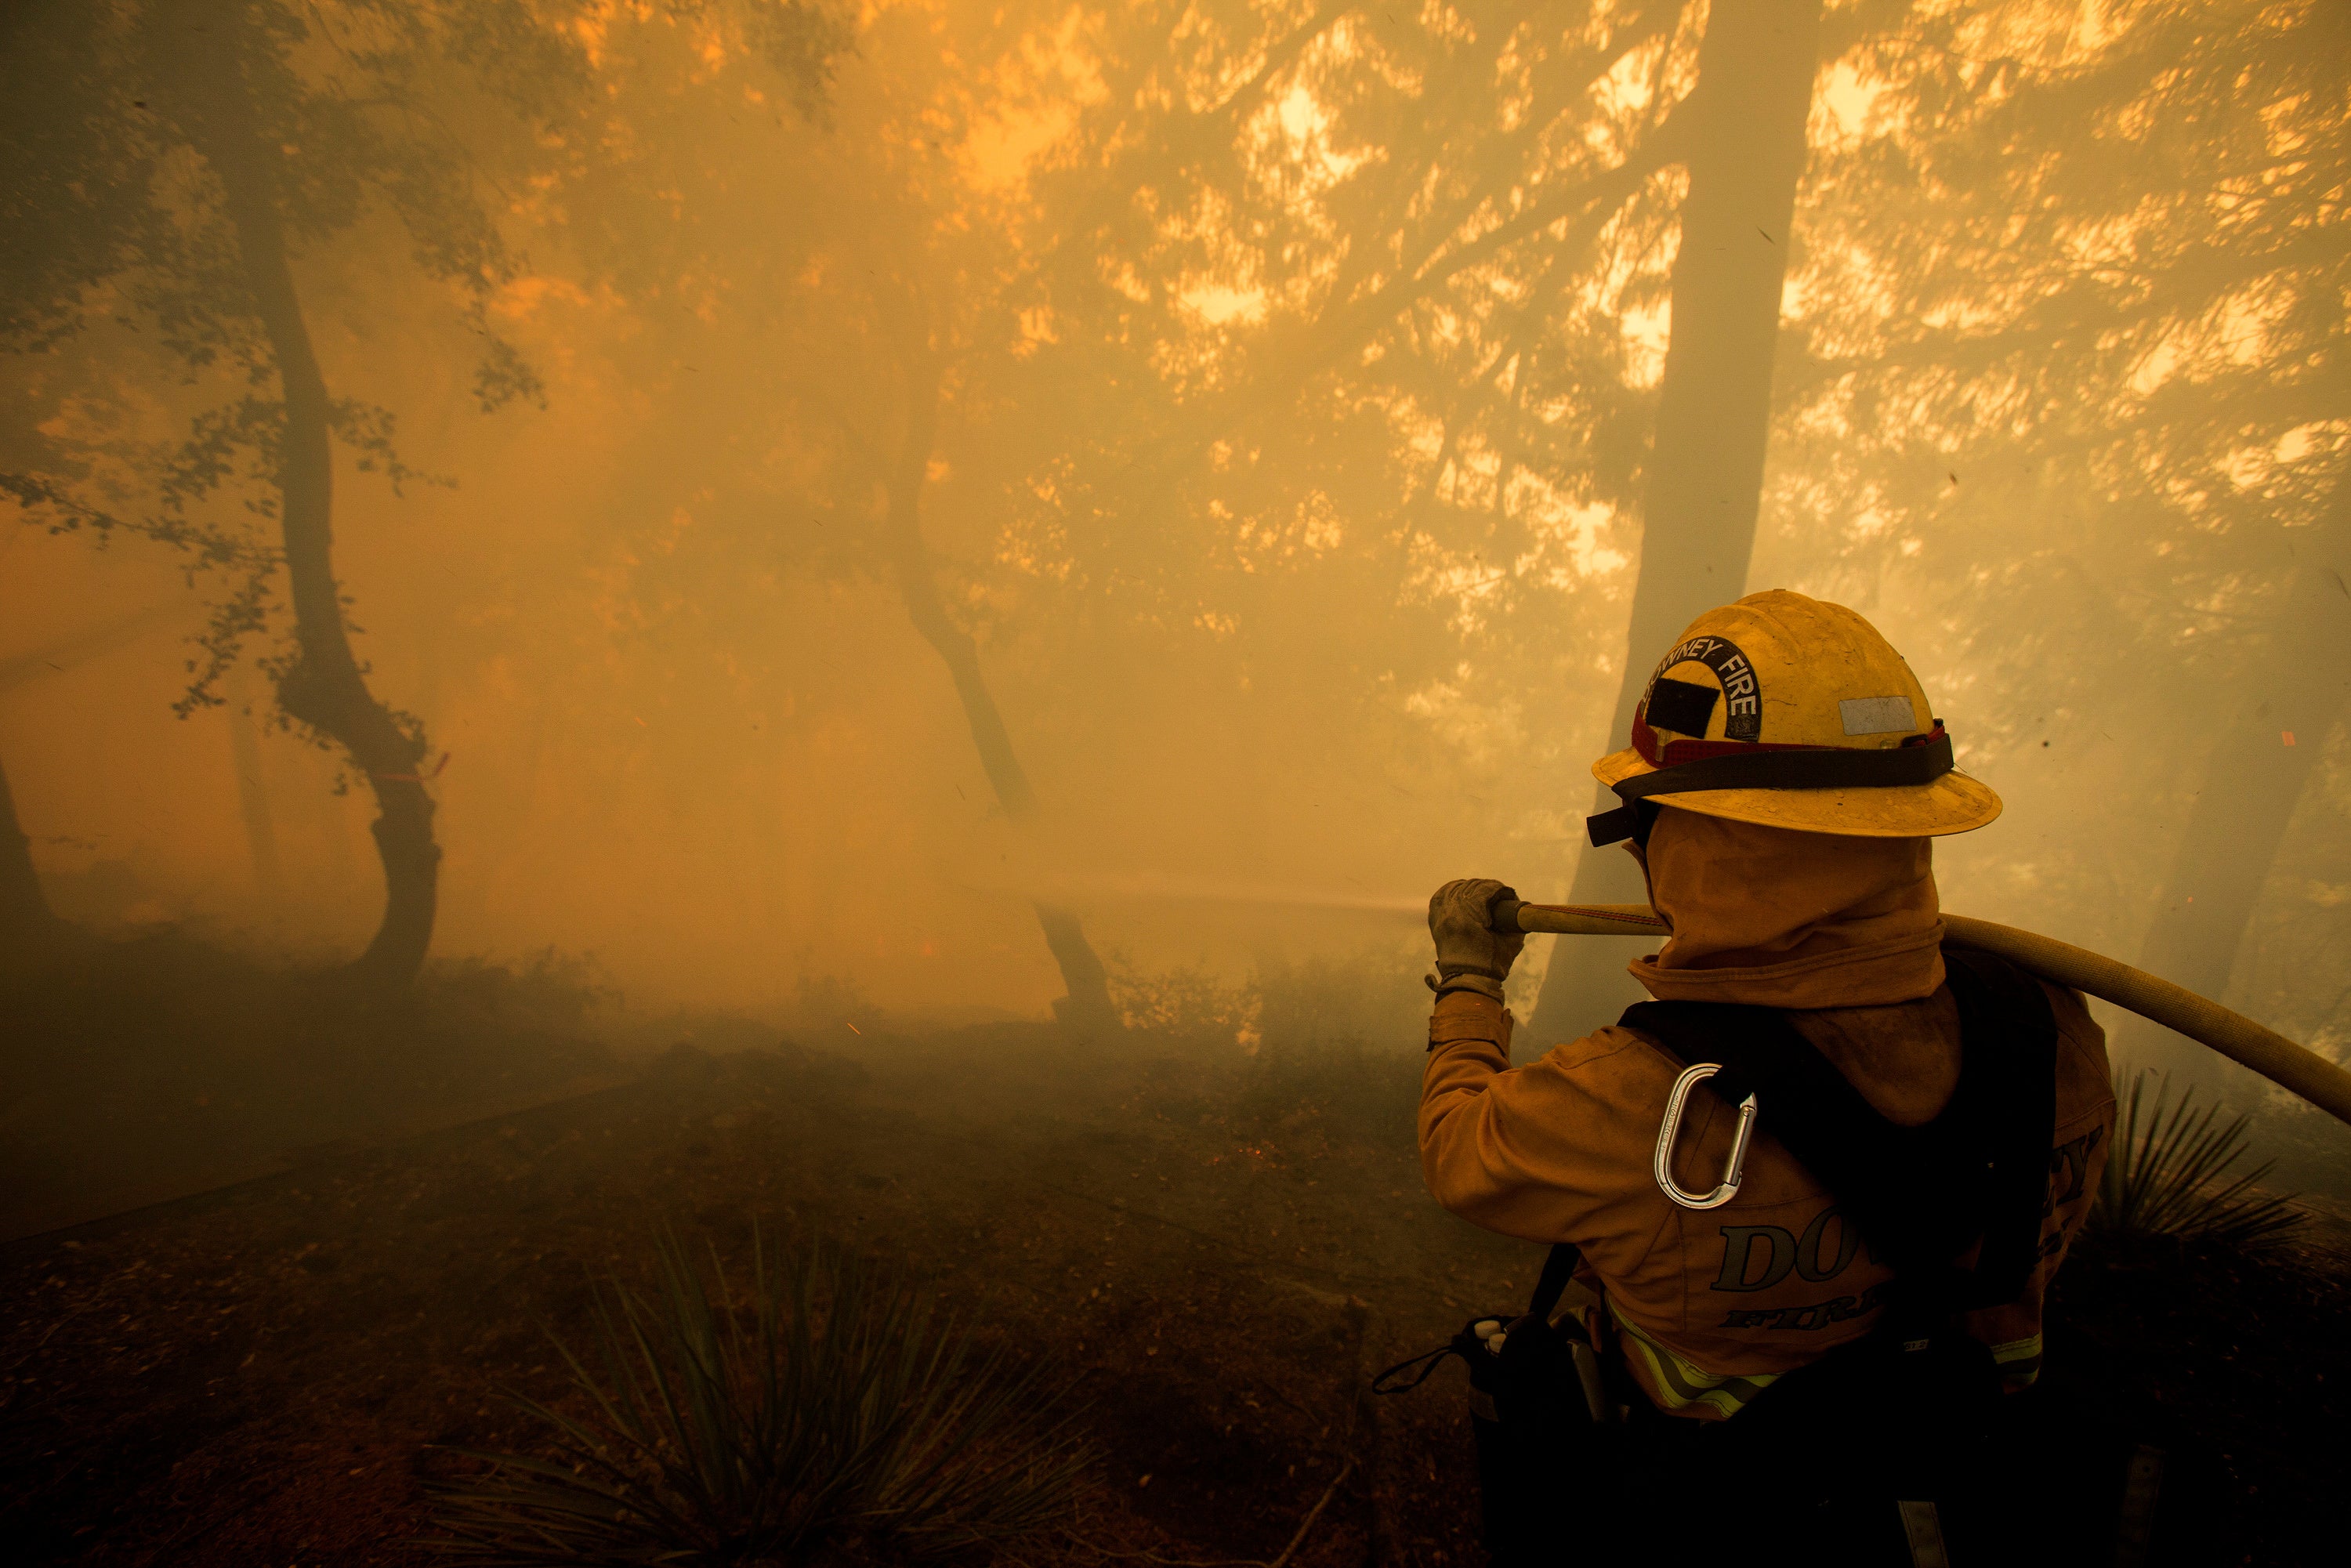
<box><xmin>5</xmin><ymin>0</ymin><xmax>2349</xmax><ymax>1063</ymax></box>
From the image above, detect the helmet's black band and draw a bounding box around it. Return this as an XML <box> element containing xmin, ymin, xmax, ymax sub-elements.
<box><xmin>1586</xmin><ymin>731</ymin><xmax>1956</xmax><ymax>846</ymax></box>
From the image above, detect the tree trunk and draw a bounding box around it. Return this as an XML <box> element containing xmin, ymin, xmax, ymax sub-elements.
<box><xmin>1527</xmin><ymin>0</ymin><xmax>1824</xmax><ymax>1045</ymax></box>
<box><xmin>2116</xmin><ymin>480</ymin><xmax>2351</xmax><ymax>1095</ymax></box>
<box><xmin>0</xmin><ymin>607</ymin><xmax>179</xmax><ymax>960</ymax></box>
<box><xmin>169</xmin><ymin>25</ymin><xmax>437</xmax><ymax>987</ymax></box>
<box><xmin>882</xmin><ymin>353</ymin><xmax>1121</xmax><ymax>1035</ymax></box>
<box><xmin>223</xmin><ymin>662</ymin><xmax>284</xmax><ymax>901</ymax></box>
<box><xmin>0</xmin><ymin>752</ymin><xmax>60</xmax><ymax>955</ymax></box>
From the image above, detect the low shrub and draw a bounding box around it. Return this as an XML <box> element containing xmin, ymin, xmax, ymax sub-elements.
<box><xmin>415</xmin><ymin>947</ymin><xmax>618</xmax><ymax>1036</ymax></box>
<box><xmin>2087</xmin><ymin>1070</ymin><xmax>2305</xmax><ymax>1252</ymax></box>
<box><xmin>1109</xmin><ymin>948</ymin><xmax>1429</xmax><ymax>1145</ymax></box>
<box><xmin>428</xmin><ymin>1226</ymin><xmax>1089</xmax><ymax>1565</ymax></box>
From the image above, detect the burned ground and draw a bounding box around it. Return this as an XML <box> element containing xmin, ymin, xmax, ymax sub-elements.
<box><xmin>1</xmin><ymin>1030</ymin><xmax>1519</xmax><ymax>1565</ymax></box>
<box><xmin>2</xmin><ymin>1025</ymin><xmax>2346</xmax><ymax>1566</ymax></box>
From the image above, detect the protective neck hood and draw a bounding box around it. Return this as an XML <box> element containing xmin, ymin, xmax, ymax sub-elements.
<box><xmin>1626</xmin><ymin>806</ymin><xmax>1945</xmax><ymax>1009</ymax></box>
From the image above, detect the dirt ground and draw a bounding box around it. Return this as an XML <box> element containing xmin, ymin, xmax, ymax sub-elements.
<box><xmin>3</xmin><ymin>1023</ymin><xmax>2347</xmax><ymax>1566</ymax></box>
<box><xmin>0</xmin><ymin>935</ymin><xmax>615</xmax><ymax>1240</ymax></box>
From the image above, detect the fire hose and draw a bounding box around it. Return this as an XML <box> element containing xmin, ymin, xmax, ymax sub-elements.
<box><xmin>1491</xmin><ymin>899</ymin><xmax>2351</xmax><ymax>1131</ymax></box>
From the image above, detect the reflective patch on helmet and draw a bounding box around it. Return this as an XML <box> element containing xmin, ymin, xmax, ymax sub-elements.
<box><xmin>1646</xmin><ymin>677</ymin><xmax>1719</xmax><ymax>737</ymax></box>
<box><xmin>1839</xmin><ymin>695</ymin><xmax>1917</xmax><ymax>736</ymax></box>
<box><xmin>1650</xmin><ymin>636</ymin><xmax>1762</xmax><ymax>740</ymax></box>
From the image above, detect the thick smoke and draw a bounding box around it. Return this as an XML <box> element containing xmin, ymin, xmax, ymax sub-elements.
<box><xmin>4</xmin><ymin>0</ymin><xmax>2346</xmax><ymax>1101</ymax></box>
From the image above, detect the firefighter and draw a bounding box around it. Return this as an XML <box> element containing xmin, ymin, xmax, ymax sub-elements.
<box><xmin>1419</xmin><ymin>590</ymin><xmax>2117</xmax><ymax>1562</ymax></box>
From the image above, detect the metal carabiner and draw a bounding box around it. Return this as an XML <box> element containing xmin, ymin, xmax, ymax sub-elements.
<box><xmin>1653</xmin><ymin>1063</ymin><xmax>1758</xmax><ymax>1211</ymax></box>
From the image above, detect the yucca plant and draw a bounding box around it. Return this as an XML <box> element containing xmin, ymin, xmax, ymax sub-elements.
<box><xmin>2088</xmin><ymin>1070</ymin><xmax>2304</xmax><ymax>1251</ymax></box>
<box><xmin>427</xmin><ymin>1226</ymin><xmax>1090</xmax><ymax>1564</ymax></box>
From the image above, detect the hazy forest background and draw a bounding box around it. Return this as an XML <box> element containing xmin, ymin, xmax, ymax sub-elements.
<box><xmin>5</xmin><ymin>0</ymin><xmax>2349</xmax><ymax>1121</ymax></box>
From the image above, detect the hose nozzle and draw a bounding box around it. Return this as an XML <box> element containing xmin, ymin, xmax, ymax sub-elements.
<box><xmin>1494</xmin><ymin>900</ymin><xmax>1672</xmax><ymax>936</ymax></box>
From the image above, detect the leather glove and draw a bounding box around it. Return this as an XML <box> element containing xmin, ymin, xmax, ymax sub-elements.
<box><xmin>1427</xmin><ymin>878</ymin><xmax>1525</xmax><ymax>1002</ymax></box>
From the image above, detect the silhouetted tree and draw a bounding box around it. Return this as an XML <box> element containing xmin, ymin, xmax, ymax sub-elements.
<box><xmin>1774</xmin><ymin>0</ymin><xmax>2351</xmax><ymax>1088</ymax></box>
<box><xmin>793</xmin><ymin>9</ymin><xmax>1126</xmax><ymax>1032</ymax></box>
<box><xmin>934</xmin><ymin>2</ymin><xmax>1715</xmax><ymax>1008</ymax></box>
<box><xmin>2</xmin><ymin>0</ymin><xmax>595</xmax><ymax>985</ymax></box>
<box><xmin>1523</xmin><ymin>0</ymin><xmax>1826</xmax><ymax>1043</ymax></box>
<box><xmin>0</xmin><ymin>610</ymin><xmax>178</xmax><ymax>954</ymax></box>
<box><xmin>878</xmin><ymin>307</ymin><xmax>1120</xmax><ymax>1032</ymax></box>
<box><xmin>804</xmin><ymin>2</ymin><xmax>1753</xmax><ymax>1026</ymax></box>
<box><xmin>1010</xmin><ymin>1</ymin><xmax>1697</xmax><ymax>686</ymax></box>
<box><xmin>465</xmin><ymin>3</ymin><xmax>1112</xmax><ymax>1024</ymax></box>
<box><xmin>1</xmin><ymin>0</ymin><xmax>171</xmax><ymax>955</ymax></box>
<box><xmin>222</xmin><ymin>663</ymin><xmax>284</xmax><ymax>900</ymax></box>
<box><xmin>826</xmin><ymin>2</ymin><xmax>1718</xmax><ymax>1027</ymax></box>
<box><xmin>0</xmin><ymin>759</ymin><xmax>53</xmax><ymax>956</ymax></box>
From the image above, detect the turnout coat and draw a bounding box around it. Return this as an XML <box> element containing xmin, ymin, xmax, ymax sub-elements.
<box><xmin>1419</xmin><ymin>808</ymin><xmax>2115</xmax><ymax>1421</ymax></box>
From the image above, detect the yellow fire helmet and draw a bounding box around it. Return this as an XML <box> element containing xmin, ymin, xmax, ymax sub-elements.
<box><xmin>1587</xmin><ymin>589</ymin><xmax>2001</xmax><ymax>846</ymax></box>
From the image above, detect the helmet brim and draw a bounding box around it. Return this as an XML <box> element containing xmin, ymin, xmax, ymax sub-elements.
<box><xmin>1591</xmin><ymin>747</ymin><xmax>2002</xmax><ymax>838</ymax></box>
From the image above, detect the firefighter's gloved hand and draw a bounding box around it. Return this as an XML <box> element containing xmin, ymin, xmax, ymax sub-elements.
<box><xmin>1428</xmin><ymin>878</ymin><xmax>1525</xmax><ymax>1002</ymax></box>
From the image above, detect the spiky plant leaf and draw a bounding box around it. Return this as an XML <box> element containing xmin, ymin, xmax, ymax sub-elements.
<box><xmin>426</xmin><ymin>1226</ymin><xmax>1089</xmax><ymax>1565</ymax></box>
<box><xmin>2089</xmin><ymin>1070</ymin><xmax>2305</xmax><ymax>1251</ymax></box>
